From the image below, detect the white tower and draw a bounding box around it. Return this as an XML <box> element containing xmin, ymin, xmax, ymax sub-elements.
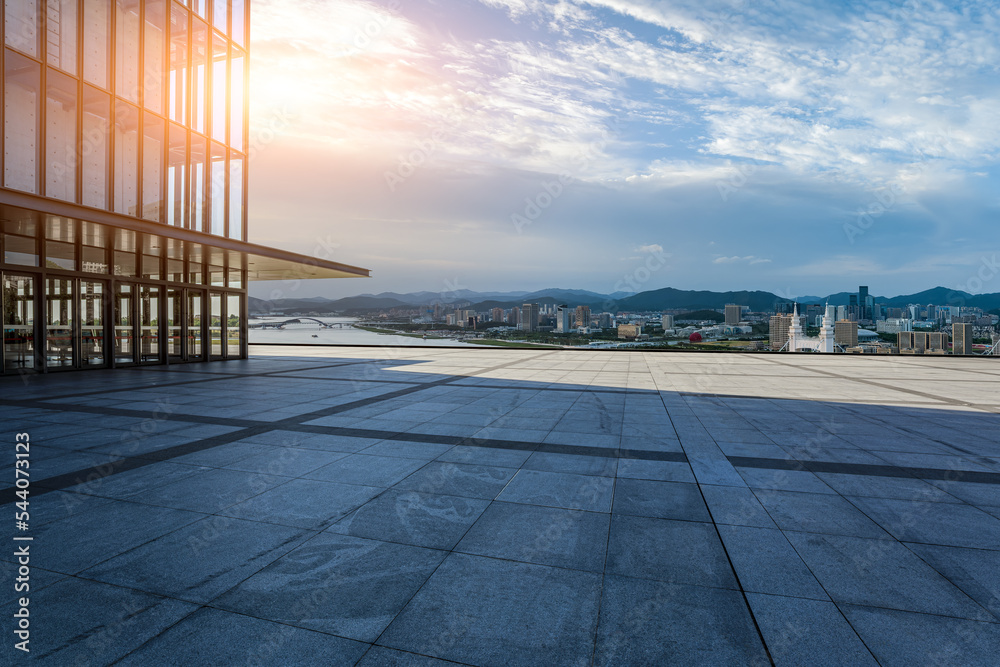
<box><xmin>819</xmin><ymin>304</ymin><xmax>836</xmax><ymax>353</ymax></box>
<box><xmin>787</xmin><ymin>304</ymin><xmax>803</xmax><ymax>352</ymax></box>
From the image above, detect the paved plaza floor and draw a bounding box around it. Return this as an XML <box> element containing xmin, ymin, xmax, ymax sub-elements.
<box><xmin>2</xmin><ymin>346</ymin><xmax>1000</xmax><ymax>665</ymax></box>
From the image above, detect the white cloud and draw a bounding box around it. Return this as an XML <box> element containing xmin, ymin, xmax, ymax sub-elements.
<box><xmin>713</xmin><ymin>255</ymin><xmax>771</xmax><ymax>265</ymax></box>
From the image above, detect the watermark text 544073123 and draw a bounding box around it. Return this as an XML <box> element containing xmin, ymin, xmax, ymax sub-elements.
<box><xmin>13</xmin><ymin>431</ymin><xmax>32</xmax><ymax>654</ymax></box>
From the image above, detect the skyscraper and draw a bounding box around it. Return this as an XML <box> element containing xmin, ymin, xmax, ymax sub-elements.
<box><xmin>1</xmin><ymin>1</ymin><xmax>368</xmax><ymax>375</ymax></box>
<box><xmin>575</xmin><ymin>305</ymin><xmax>591</xmax><ymax>328</ymax></box>
<box><xmin>834</xmin><ymin>320</ymin><xmax>858</xmax><ymax>348</ymax></box>
<box><xmin>769</xmin><ymin>314</ymin><xmax>791</xmax><ymax>350</ymax></box>
<box><xmin>859</xmin><ymin>286</ymin><xmax>873</xmax><ymax>320</ymax></box>
<box><xmin>953</xmin><ymin>323</ymin><xmax>973</xmax><ymax>355</ymax></box>
<box><xmin>522</xmin><ymin>303</ymin><xmax>539</xmax><ymax>332</ymax></box>
<box><xmin>556</xmin><ymin>305</ymin><xmax>572</xmax><ymax>332</ymax></box>
<box><xmin>724</xmin><ymin>304</ymin><xmax>742</xmax><ymax>326</ymax></box>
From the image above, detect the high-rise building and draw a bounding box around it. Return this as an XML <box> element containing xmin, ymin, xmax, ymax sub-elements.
<box><xmin>724</xmin><ymin>304</ymin><xmax>742</xmax><ymax>326</ymax></box>
<box><xmin>508</xmin><ymin>306</ymin><xmax>520</xmax><ymax>326</ymax></box>
<box><xmin>770</xmin><ymin>313</ymin><xmax>806</xmax><ymax>350</ymax></box>
<box><xmin>834</xmin><ymin>320</ymin><xmax>858</xmax><ymax>348</ymax></box>
<box><xmin>662</xmin><ymin>313</ymin><xmax>674</xmax><ymax>329</ymax></box>
<box><xmin>617</xmin><ymin>324</ymin><xmax>641</xmax><ymax>340</ymax></box>
<box><xmin>770</xmin><ymin>314</ymin><xmax>791</xmax><ymax>350</ymax></box>
<box><xmin>575</xmin><ymin>305</ymin><xmax>591</xmax><ymax>328</ymax></box>
<box><xmin>953</xmin><ymin>323</ymin><xmax>973</xmax><ymax>355</ymax></box>
<box><xmin>521</xmin><ymin>303</ymin><xmax>539</xmax><ymax>332</ymax></box>
<box><xmin>491</xmin><ymin>307</ymin><xmax>504</xmax><ymax>323</ymax></box>
<box><xmin>0</xmin><ymin>1</ymin><xmax>368</xmax><ymax>375</ymax></box>
<box><xmin>598</xmin><ymin>312</ymin><xmax>613</xmax><ymax>329</ymax></box>
<box><xmin>556</xmin><ymin>305</ymin><xmax>572</xmax><ymax>332</ymax></box>
<box><xmin>859</xmin><ymin>286</ymin><xmax>873</xmax><ymax>320</ymax></box>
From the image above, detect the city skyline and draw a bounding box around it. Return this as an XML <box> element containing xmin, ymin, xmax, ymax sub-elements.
<box><xmin>248</xmin><ymin>0</ymin><xmax>1000</xmax><ymax>299</ymax></box>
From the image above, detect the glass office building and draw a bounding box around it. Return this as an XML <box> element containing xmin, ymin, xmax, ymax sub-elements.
<box><xmin>1</xmin><ymin>1</ymin><xmax>368</xmax><ymax>374</ymax></box>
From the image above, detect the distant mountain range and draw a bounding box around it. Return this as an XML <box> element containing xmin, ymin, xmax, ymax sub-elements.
<box><xmin>249</xmin><ymin>286</ymin><xmax>1000</xmax><ymax>315</ymax></box>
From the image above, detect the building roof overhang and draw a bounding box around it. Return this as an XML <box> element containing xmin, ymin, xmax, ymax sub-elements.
<box><xmin>0</xmin><ymin>190</ymin><xmax>369</xmax><ymax>281</ymax></box>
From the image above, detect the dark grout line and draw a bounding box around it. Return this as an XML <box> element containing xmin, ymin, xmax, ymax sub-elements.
<box><xmin>0</xmin><ymin>351</ymin><xmax>564</xmax><ymax>505</ymax></box>
<box><xmin>727</xmin><ymin>456</ymin><xmax>1000</xmax><ymax>486</ymax></box>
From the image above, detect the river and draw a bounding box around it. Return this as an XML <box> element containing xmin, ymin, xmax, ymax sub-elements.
<box><xmin>247</xmin><ymin>316</ymin><xmax>474</xmax><ymax>347</ymax></box>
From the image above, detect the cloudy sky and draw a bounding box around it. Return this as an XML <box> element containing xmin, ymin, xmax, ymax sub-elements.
<box><xmin>247</xmin><ymin>0</ymin><xmax>1000</xmax><ymax>300</ymax></box>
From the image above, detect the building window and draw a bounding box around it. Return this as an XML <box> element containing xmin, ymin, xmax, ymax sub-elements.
<box><xmin>227</xmin><ymin>293</ymin><xmax>240</xmax><ymax>357</ymax></box>
<box><xmin>113</xmin><ymin>100</ymin><xmax>140</xmax><ymax>216</ymax></box>
<box><xmin>45</xmin><ymin>277</ymin><xmax>75</xmax><ymax>368</ymax></box>
<box><xmin>167</xmin><ymin>123</ymin><xmax>187</xmax><ymax>226</ymax></box>
<box><xmin>5</xmin><ymin>0</ymin><xmax>41</xmax><ymax>58</ymax></box>
<box><xmin>83</xmin><ymin>0</ymin><xmax>111</xmax><ymax>88</ymax></box>
<box><xmin>81</xmin><ymin>280</ymin><xmax>105</xmax><ymax>366</ymax></box>
<box><xmin>82</xmin><ymin>85</ymin><xmax>111</xmax><ymax>208</ymax></box>
<box><xmin>142</xmin><ymin>112</ymin><xmax>165</xmax><ymax>221</ymax></box>
<box><xmin>191</xmin><ymin>18</ymin><xmax>208</xmax><ymax>134</ymax></box>
<box><xmin>189</xmin><ymin>133</ymin><xmax>207</xmax><ymax>231</ymax></box>
<box><xmin>144</xmin><ymin>0</ymin><xmax>167</xmax><ymax>114</ymax></box>
<box><xmin>211</xmin><ymin>33</ymin><xmax>227</xmax><ymax>143</ymax></box>
<box><xmin>115</xmin><ymin>0</ymin><xmax>141</xmax><ymax>103</ymax></box>
<box><xmin>209</xmin><ymin>291</ymin><xmax>222</xmax><ymax>357</ymax></box>
<box><xmin>213</xmin><ymin>0</ymin><xmax>228</xmax><ymax>34</ymax></box>
<box><xmin>45</xmin><ymin>68</ymin><xmax>79</xmax><ymax>202</ymax></box>
<box><xmin>114</xmin><ymin>282</ymin><xmax>135</xmax><ymax>364</ymax></box>
<box><xmin>166</xmin><ymin>287</ymin><xmax>182</xmax><ymax>358</ymax></box>
<box><xmin>227</xmin><ymin>153</ymin><xmax>243</xmax><ymax>239</ymax></box>
<box><xmin>141</xmin><ymin>234</ymin><xmax>162</xmax><ymax>280</ymax></box>
<box><xmin>230</xmin><ymin>50</ymin><xmax>244</xmax><ymax>151</ymax></box>
<box><xmin>113</xmin><ymin>228</ymin><xmax>137</xmax><ymax>276</ymax></box>
<box><xmin>187</xmin><ymin>289</ymin><xmax>203</xmax><ymax>359</ymax></box>
<box><xmin>168</xmin><ymin>4</ymin><xmax>188</xmax><ymax>124</ymax></box>
<box><xmin>81</xmin><ymin>221</ymin><xmax>109</xmax><ymax>273</ymax></box>
<box><xmin>2</xmin><ymin>273</ymin><xmax>36</xmax><ymax>372</ymax></box>
<box><xmin>139</xmin><ymin>284</ymin><xmax>160</xmax><ymax>362</ymax></box>
<box><xmin>3</xmin><ymin>219</ymin><xmax>38</xmax><ymax>266</ymax></box>
<box><xmin>209</xmin><ymin>141</ymin><xmax>225</xmax><ymax>235</ymax></box>
<box><xmin>3</xmin><ymin>49</ymin><xmax>41</xmax><ymax>194</ymax></box>
<box><xmin>47</xmin><ymin>0</ymin><xmax>79</xmax><ymax>75</ymax></box>
<box><xmin>232</xmin><ymin>0</ymin><xmax>246</xmax><ymax>48</ymax></box>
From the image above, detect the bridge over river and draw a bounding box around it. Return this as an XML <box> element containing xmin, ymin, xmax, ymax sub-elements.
<box><xmin>249</xmin><ymin>318</ymin><xmax>351</xmax><ymax>330</ymax></box>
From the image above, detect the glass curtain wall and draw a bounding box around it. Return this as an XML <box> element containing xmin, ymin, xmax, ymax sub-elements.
<box><xmin>3</xmin><ymin>0</ymin><xmax>248</xmax><ymax>239</ymax></box>
<box><xmin>226</xmin><ymin>293</ymin><xmax>240</xmax><ymax>357</ymax></box>
<box><xmin>166</xmin><ymin>287</ymin><xmax>182</xmax><ymax>358</ymax></box>
<box><xmin>45</xmin><ymin>277</ymin><xmax>74</xmax><ymax>368</ymax></box>
<box><xmin>114</xmin><ymin>282</ymin><xmax>135</xmax><ymax>364</ymax></box>
<box><xmin>209</xmin><ymin>291</ymin><xmax>221</xmax><ymax>357</ymax></box>
<box><xmin>1</xmin><ymin>0</ymin><xmax>252</xmax><ymax>375</ymax></box>
<box><xmin>81</xmin><ymin>280</ymin><xmax>105</xmax><ymax>366</ymax></box>
<box><xmin>2</xmin><ymin>274</ymin><xmax>35</xmax><ymax>372</ymax></box>
<box><xmin>187</xmin><ymin>289</ymin><xmax>203</xmax><ymax>360</ymax></box>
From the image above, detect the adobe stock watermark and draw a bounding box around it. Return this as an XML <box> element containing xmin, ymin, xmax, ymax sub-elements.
<box><xmin>385</xmin><ymin>128</ymin><xmax>447</xmax><ymax>192</ymax></box>
<box><xmin>511</xmin><ymin>120</ymin><xmax>621</xmax><ymax>234</ymax></box>
<box><xmin>600</xmin><ymin>246</ymin><xmax>671</xmax><ymax>313</ymax></box>
<box><xmin>842</xmin><ymin>182</ymin><xmax>903</xmax><ymax>245</ymax></box>
<box><xmin>953</xmin><ymin>254</ymin><xmax>999</xmax><ymax>296</ymax></box>
<box><xmin>348</xmin><ymin>0</ymin><xmax>401</xmax><ymax>54</ymax></box>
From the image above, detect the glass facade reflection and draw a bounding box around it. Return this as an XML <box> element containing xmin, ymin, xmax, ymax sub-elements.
<box><xmin>1</xmin><ymin>2</ymin><xmax>370</xmax><ymax>375</ymax></box>
<box><xmin>1</xmin><ymin>0</ymin><xmax>246</xmax><ymax>374</ymax></box>
<box><xmin>2</xmin><ymin>0</ymin><xmax>248</xmax><ymax>240</ymax></box>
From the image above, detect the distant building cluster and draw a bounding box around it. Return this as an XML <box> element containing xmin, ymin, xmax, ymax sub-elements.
<box><xmin>351</xmin><ymin>283</ymin><xmax>999</xmax><ymax>355</ymax></box>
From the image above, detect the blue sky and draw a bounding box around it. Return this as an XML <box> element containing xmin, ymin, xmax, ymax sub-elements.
<box><xmin>247</xmin><ymin>0</ymin><xmax>1000</xmax><ymax>300</ymax></box>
